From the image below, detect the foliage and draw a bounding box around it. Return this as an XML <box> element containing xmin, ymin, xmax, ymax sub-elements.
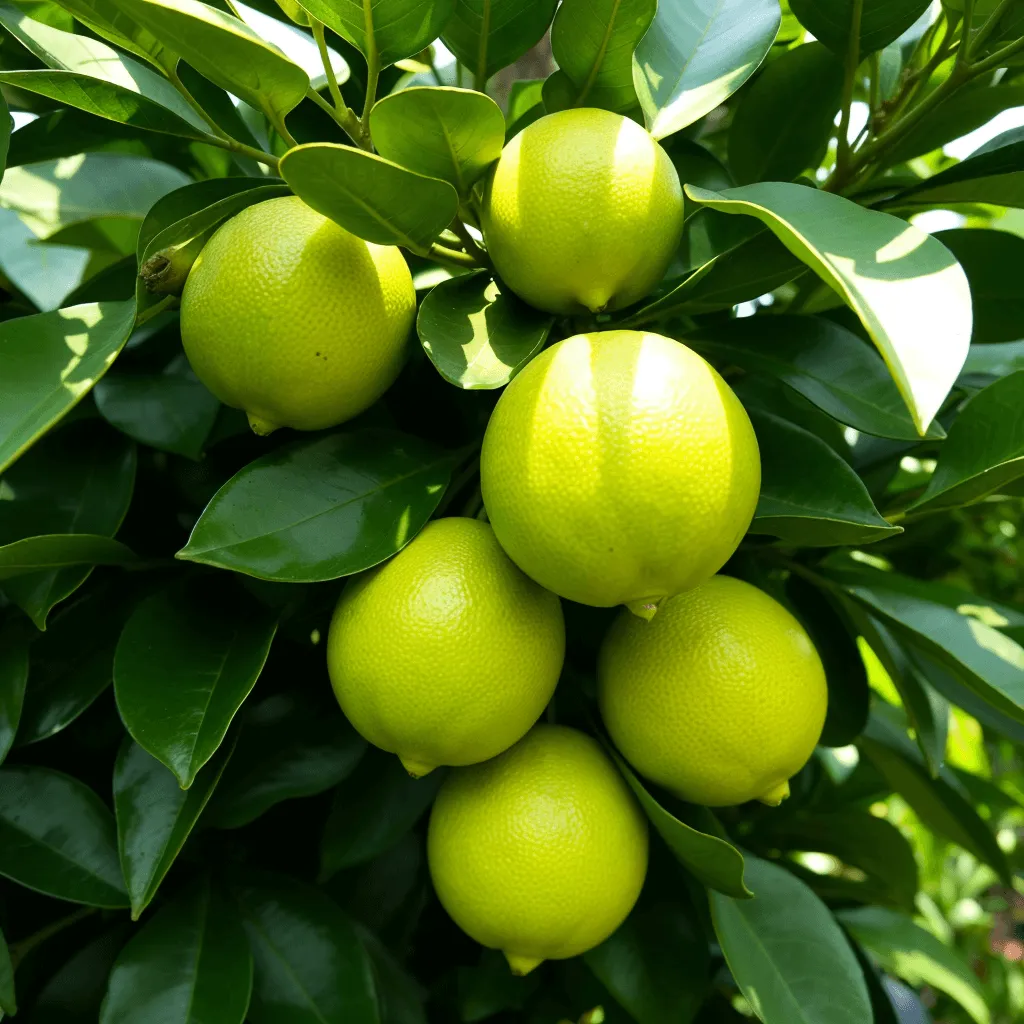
<box><xmin>0</xmin><ymin>0</ymin><xmax>1023</xmax><ymax>1022</ymax></box>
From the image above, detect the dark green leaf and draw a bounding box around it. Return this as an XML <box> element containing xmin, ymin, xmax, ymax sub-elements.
<box><xmin>635</xmin><ymin>0</ymin><xmax>781</xmax><ymax>138</ymax></box>
<box><xmin>417</xmin><ymin>271</ymin><xmax>553</xmax><ymax>389</ymax></box>
<box><xmin>281</xmin><ymin>143</ymin><xmax>458</xmax><ymax>252</ymax></box>
<box><xmin>0</xmin><ymin>620</ymin><xmax>28</xmax><ymax>765</ymax></box>
<box><xmin>543</xmin><ymin>0</ymin><xmax>656</xmax><ymax>114</ymax></box>
<box><xmin>789</xmin><ymin>0</ymin><xmax>931</xmax><ymax>55</ymax></box>
<box><xmin>0</xmin><ymin>90</ymin><xmax>9</xmax><ymax>186</ymax></box>
<box><xmin>962</xmin><ymin>339</ymin><xmax>1024</xmax><ymax>380</ymax></box>
<box><xmin>233</xmin><ymin>874</ymin><xmax>379</xmax><ymax>1024</ymax></box>
<box><xmin>320</xmin><ymin>750</ymin><xmax>441</xmax><ymax>877</ymax></box>
<box><xmin>101</xmin><ymin>877</ymin><xmax>253</xmax><ymax>1024</ymax></box>
<box><xmin>359</xmin><ymin>925</ymin><xmax>427</xmax><ymax>1024</ymax></box>
<box><xmin>113</xmin><ymin>577</ymin><xmax>277</xmax><ymax>788</ymax></box>
<box><xmin>370</xmin><ymin>87</ymin><xmax>504</xmax><ymax>193</ymax></box>
<box><xmin>729</xmin><ymin>42</ymin><xmax>844</xmax><ymax>184</ymax></box>
<box><xmin>749</xmin><ymin>411</ymin><xmax>899</xmax><ymax>546</ymax></box>
<box><xmin>0</xmin><ymin>300</ymin><xmax>136</xmax><ymax>474</ymax></box>
<box><xmin>685</xmin><ymin>182</ymin><xmax>972</xmax><ymax>436</ymax></box>
<box><xmin>441</xmin><ymin>0</ymin><xmax>557</xmax><ymax>83</ymax></box>
<box><xmin>0</xmin><ymin>765</ymin><xmax>128</xmax><ymax>907</ymax></box>
<box><xmin>209</xmin><ymin>692</ymin><xmax>366</xmax><ymax>830</ymax></box>
<box><xmin>0</xmin><ymin>924</ymin><xmax>13</xmax><ymax>1016</ymax></box>
<box><xmin>31</xmin><ymin>927</ymin><xmax>130</xmax><ymax>1024</ymax></box>
<box><xmin>115</xmin><ymin>737</ymin><xmax>236</xmax><ymax>918</ymax></box>
<box><xmin>0</xmin><ymin>534</ymin><xmax>137</xmax><ymax>580</ymax></box>
<box><xmin>457</xmin><ymin>949</ymin><xmax>538</xmax><ymax>1022</ymax></box>
<box><xmin>178</xmin><ymin>430</ymin><xmax>455</xmax><ymax>583</ymax></box>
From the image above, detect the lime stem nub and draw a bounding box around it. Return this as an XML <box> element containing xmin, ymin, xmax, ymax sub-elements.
<box><xmin>758</xmin><ymin>780</ymin><xmax>791</xmax><ymax>807</ymax></box>
<box><xmin>246</xmin><ymin>412</ymin><xmax>280</xmax><ymax>436</ymax></box>
<box><xmin>504</xmin><ymin>952</ymin><xmax>543</xmax><ymax>976</ymax></box>
<box><xmin>625</xmin><ymin>597</ymin><xmax>664</xmax><ymax>621</ymax></box>
<box><xmin>399</xmin><ymin>755</ymin><xmax>436</xmax><ymax>778</ymax></box>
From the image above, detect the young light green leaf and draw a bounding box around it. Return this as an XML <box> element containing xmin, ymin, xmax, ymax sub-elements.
<box><xmin>115</xmin><ymin>738</ymin><xmax>236</xmax><ymax>918</ymax></box>
<box><xmin>0</xmin><ymin>621</ymin><xmax>28</xmax><ymax>766</ymax></box>
<box><xmin>281</xmin><ymin>143</ymin><xmax>458</xmax><ymax>252</ymax></box>
<box><xmin>101</xmin><ymin>877</ymin><xmax>253</xmax><ymax>1024</ymax></box>
<box><xmin>441</xmin><ymin>0</ymin><xmax>557</xmax><ymax>84</ymax></box>
<box><xmin>0</xmin><ymin>300</ymin><xmax>137</xmax><ymax>473</ymax></box>
<box><xmin>0</xmin><ymin>534</ymin><xmax>137</xmax><ymax>579</ymax></box>
<box><xmin>178</xmin><ymin>430</ymin><xmax>455</xmax><ymax>583</ymax></box>
<box><xmin>417</xmin><ymin>271</ymin><xmax>553</xmax><ymax>389</ymax></box>
<box><xmin>748</xmin><ymin>411</ymin><xmax>900</xmax><ymax>546</ymax></box>
<box><xmin>634</xmin><ymin>0</ymin><xmax>780</xmax><ymax>139</ymax></box>
<box><xmin>0</xmin><ymin>923</ymin><xmax>13</xmax><ymax>1017</ymax></box>
<box><xmin>685</xmin><ymin>182</ymin><xmax>972</xmax><ymax>435</ymax></box>
<box><xmin>113</xmin><ymin>578</ymin><xmax>277</xmax><ymax>788</ymax></box>
<box><xmin>543</xmin><ymin>0</ymin><xmax>656</xmax><ymax>114</ymax></box>
<box><xmin>711</xmin><ymin>854</ymin><xmax>872</xmax><ymax>1024</ymax></box>
<box><xmin>0</xmin><ymin>765</ymin><xmax>129</xmax><ymax>907</ymax></box>
<box><xmin>729</xmin><ymin>42</ymin><xmax>844</xmax><ymax>185</ymax></box>
<box><xmin>789</xmin><ymin>0</ymin><xmax>932</xmax><ymax>55</ymax></box>
<box><xmin>370</xmin><ymin>87</ymin><xmax>504</xmax><ymax>193</ymax></box>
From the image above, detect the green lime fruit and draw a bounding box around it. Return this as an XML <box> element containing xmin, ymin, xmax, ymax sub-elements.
<box><xmin>480</xmin><ymin>108</ymin><xmax>684</xmax><ymax>315</ymax></box>
<box><xmin>181</xmin><ymin>195</ymin><xmax>415</xmax><ymax>435</ymax></box>
<box><xmin>598</xmin><ymin>575</ymin><xmax>828</xmax><ymax>807</ymax></box>
<box><xmin>480</xmin><ymin>330</ymin><xmax>761</xmax><ymax>617</ymax></box>
<box><xmin>428</xmin><ymin>724</ymin><xmax>648</xmax><ymax>975</ymax></box>
<box><xmin>326</xmin><ymin>518</ymin><xmax>565</xmax><ymax>777</ymax></box>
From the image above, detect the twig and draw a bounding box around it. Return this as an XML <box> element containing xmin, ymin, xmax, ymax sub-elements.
<box><xmin>313</xmin><ymin>20</ymin><xmax>346</xmax><ymax>112</ymax></box>
<box><xmin>835</xmin><ymin>0</ymin><xmax>864</xmax><ymax>181</ymax></box>
<box><xmin>969</xmin><ymin>0</ymin><xmax>1019</xmax><ymax>55</ymax></box>
<box><xmin>448</xmin><ymin>218</ymin><xmax>491</xmax><ymax>267</ymax></box>
<box><xmin>358</xmin><ymin>0</ymin><xmax>380</xmax><ymax>149</ymax></box>
<box><xmin>428</xmin><ymin>243</ymin><xmax>479</xmax><ymax>268</ymax></box>
<box><xmin>306</xmin><ymin>87</ymin><xmax>361</xmax><ymax>145</ymax></box>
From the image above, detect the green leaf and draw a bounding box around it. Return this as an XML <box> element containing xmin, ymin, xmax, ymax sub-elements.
<box><xmin>107</xmin><ymin>0</ymin><xmax>309</xmax><ymax>123</ymax></box>
<box><xmin>611</xmin><ymin>750</ymin><xmax>751</xmax><ymax>899</ymax></box>
<box><xmin>543</xmin><ymin>0</ymin><xmax>656</xmax><ymax>114</ymax></box>
<box><xmin>748</xmin><ymin>410</ymin><xmax>899</xmax><ymax>546</ymax></box>
<box><xmin>0</xmin><ymin>423</ymin><xmax>136</xmax><ymax>628</ymax></box>
<box><xmin>789</xmin><ymin>0</ymin><xmax>931</xmax><ymax>55</ymax></box>
<box><xmin>30</xmin><ymin>927</ymin><xmax>129</xmax><ymax>1023</ymax></box>
<box><xmin>0</xmin><ymin>534</ymin><xmax>137</xmax><ymax>580</ymax></box>
<box><xmin>710</xmin><ymin>854</ymin><xmax>872</xmax><ymax>1024</ymax></box>
<box><xmin>0</xmin><ymin>765</ymin><xmax>129</xmax><ymax>907</ymax></box>
<box><xmin>729</xmin><ymin>42</ymin><xmax>844</xmax><ymax>185</ymax></box>
<box><xmin>634</xmin><ymin>0</ymin><xmax>781</xmax><ymax>139</ymax></box>
<box><xmin>233</xmin><ymin>874</ymin><xmax>379</xmax><ymax>1024</ymax></box>
<box><xmin>0</xmin><ymin>90</ymin><xmax>9</xmax><ymax>187</ymax></box>
<box><xmin>295</xmin><ymin>0</ymin><xmax>455</xmax><ymax>67</ymax></box>
<box><xmin>42</xmin><ymin>0</ymin><xmax>176</xmax><ymax>71</ymax></box>
<box><xmin>0</xmin><ymin>924</ymin><xmax>13</xmax><ymax>1017</ymax></box>
<box><xmin>178</xmin><ymin>430</ymin><xmax>455</xmax><ymax>583</ymax></box>
<box><xmin>962</xmin><ymin>339</ymin><xmax>1024</xmax><ymax>380</ymax></box>
<box><xmin>320</xmin><ymin>750</ymin><xmax>441</xmax><ymax>878</ymax></box>
<box><xmin>113</xmin><ymin>578</ymin><xmax>277</xmax><ymax>788</ymax></box>
<box><xmin>369</xmin><ymin>87</ymin><xmax>504</xmax><ymax>194</ymax></box>
<box><xmin>101</xmin><ymin>877</ymin><xmax>253</xmax><ymax>1024</ymax></box>
<box><xmin>934</xmin><ymin>228</ymin><xmax>1024</xmax><ymax>345</ymax></box>
<box><xmin>0</xmin><ymin>621</ymin><xmax>28</xmax><ymax>766</ymax></box>
<box><xmin>441</xmin><ymin>0</ymin><xmax>557</xmax><ymax>83</ymax></box>
<box><xmin>840</xmin><ymin>906</ymin><xmax>989</xmax><ymax>1024</ymax></box>
<box><xmin>358</xmin><ymin>926</ymin><xmax>427</xmax><ymax>1024</ymax></box>
<box><xmin>685</xmin><ymin>182</ymin><xmax>972</xmax><ymax>435</ymax></box>
<box><xmin>114</xmin><ymin>738</ymin><xmax>236</xmax><ymax>918</ymax></box>
<box><xmin>417</xmin><ymin>271</ymin><xmax>553</xmax><ymax>389</ymax></box>
<box><xmin>209</xmin><ymin>692</ymin><xmax>366</xmax><ymax>830</ymax></box>
<box><xmin>281</xmin><ymin>143</ymin><xmax>458</xmax><ymax>252</ymax></box>
<box><xmin>0</xmin><ymin>300</ymin><xmax>136</xmax><ymax>474</ymax></box>
<box><xmin>688</xmin><ymin>315</ymin><xmax>940</xmax><ymax>441</ymax></box>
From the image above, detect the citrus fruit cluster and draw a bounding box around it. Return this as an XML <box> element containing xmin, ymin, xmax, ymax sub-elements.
<box><xmin>180</xmin><ymin>109</ymin><xmax>829</xmax><ymax>974</ymax></box>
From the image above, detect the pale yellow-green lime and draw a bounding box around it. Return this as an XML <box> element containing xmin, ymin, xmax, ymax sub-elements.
<box><xmin>180</xmin><ymin>196</ymin><xmax>415</xmax><ymax>435</ymax></box>
<box><xmin>326</xmin><ymin>518</ymin><xmax>565</xmax><ymax>777</ymax></box>
<box><xmin>480</xmin><ymin>108</ymin><xmax>684</xmax><ymax>315</ymax></box>
<box><xmin>598</xmin><ymin>575</ymin><xmax>828</xmax><ymax>807</ymax></box>
<box><xmin>428</xmin><ymin>724</ymin><xmax>648</xmax><ymax>975</ymax></box>
<box><xmin>480</xmin><ymin>330</ymin><xmax>761</xmax><ymax>616</ymax></box>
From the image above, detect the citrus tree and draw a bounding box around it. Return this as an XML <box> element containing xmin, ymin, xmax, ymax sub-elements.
<box><xmin>2</xmin><ymin>0</ymin><xmax>1024</xmax><ymax>1020</ymax></box>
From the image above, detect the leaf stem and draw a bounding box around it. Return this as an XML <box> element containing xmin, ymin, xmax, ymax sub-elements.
<box><xmin>971</xmin><ymin>31</ymin><xmax>1024</xmax><ymax>73</ymax></box>
<box><xmin>167</xmin><ymin>66</ymin><xmax>231</xmax><ymax>141</ymax></box>
<box><xmin>969</xmin><ymin>0</ymin><xmax>1018</xmax><ymax>55</ymax></box>
<box><xmin>448</xmin><ymin>217</ymin><xmax>490</xmax><ymax>267</ymax></box>
<box><xmin>358</xmin><ymin>0</ymin><xmax>380</xmax><ymax>149</ymax></box>
<box><xmin>428</xmin><ymin>243</ymin><xmax>478</xmax><ymax>268</ymax></box>
<box><xmin>306</xmin><ymin>87</ymin><xmax>361</xmax><ymax>145</ymax></box>
<box><xmin>134</xmin><ymin>294</ymin><xmax>178</xmax><ymax>328</ymax></box>
<box><xmin>474</xmin><ymin>0</ymin><xmax>491</xmax><ymax>91</ymax></box>
<box><xmin>835</xmin><ymin>0</ymin><xmax>864</xmax><ymax>180</ymax></box>
<box><xmin>201</xmin><ymin>133</ymin><xmax>281</xmax><ymax>172</ymax></box>
<box><xmin>268</xmin><ymin>111</ymin><xmax>299</xmax><ymax>149</ymax></box>
<box><xmin>313</xmin><ymin>20</ymin><xmax>346</xmax><ymax>113</ymax></box>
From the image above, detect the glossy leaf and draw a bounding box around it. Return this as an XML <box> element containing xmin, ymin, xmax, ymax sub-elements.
<box><xmin>0</xmin><ymin>924</ymin><xmax>13</xmax><ymax>1017</ymax></box>
<box><xmin>543</xmin><ymin>0</ymin><xmax>656</xmax><ymax>114</ymax></box>
<box><xmin>101</xmin><ymin>878</ymin><xmax>253</xmax><ymax>1024</ymax></box>
<box><xmin>729</xmin><ymin>42</ymin><xmax>844</xmax><ymax>184</ymax></box>
<box><xmin>0</xmin><ymin>622</ymin><xmax>27</xmax><ymax>765</ymax></box>
<box><xmin>210</xmin><ymin>692</ymin><xmax>366</xmax><ymax>830</ymax></box>
<box><xmin>115</xmin><ymin>738</ymin><xmax>236</xmax><ymax>918</ymax></box>
<box><xmin>441</xmin><ymin>0</ymin><xmax>557</xmax><ymax>83</ymax></box>
<box><xmin>114</xmin><ymin>578</ymin><xmax>278</xmax><ymax>788</ymax></box>
<box><xmin>789</xmin><ymin>0</ymin><xmax>932</xmax><ymax>55</ymax></box>
<box><xmin>233</xmin><ymin>874</ymin><xmax>379</xmax><ymax>1024</ymax></box>
<box><xmin>179</xmin><ymin>430</ymin><xmax>455</xmax><ymax>583</ymax></box>
<box><xmin>0</xmin><ymin>90</ymin><xmax>8</xmax><ymax>186</ymax></box>
<box><xmin>41</xmin><ymin>0</ymin><xmax>176</xmax><ymax>71</ymax></box>
<box><xmin>710</xmin><ymin>854</ymin><xmax>872</xmax><ymax>1024</ymax></box>
<box><xmin>281</xmin><ymin>144</ymin><xmax>458</xmax><ymax>252</ymax></box>
<box><xmin>685</xmin><ymin>182</ymin><xmax>972</xmax><ymax>435</ymax></box>
<box><xmin>0</xmin><ymin>301</ymin><xmax>136</xmax><ymax>474</ymax></box>
<box><xmin>634</xmin><ymin>0</ymin><xmax>781</xmax><ymax>139</ymax></box>
<box><xmin>0</xmin><ymin>765</ymin><xmax>128</xmax><ymax>907</ymax></box>
<box><xmin>417</xmin><ymin>271</ymin><xmax>553</xmax><ymax>389</ymax></box>
<box><xmin>0</xmin><ymin>534</ymin><xmax>137</xmax><ymax>580</ymax></box>
<box><xmin>749</xmin><ymin>411</ymin><xmax>899</xmax><ymax>546</ymax></box>
<box><xmin>320</xmin><ymin>750</ymin><xmax>441</xmax><ymax>877</ymax></box>
<box><xmin>370</xmin><ymin>87</ymin><xmax>504</xmax><ymax>193</ymax></box>
<box><xmin>611</xmin><ymin>751</ymin><xmax>751</xmax><ymax>899</ymax></box>
<box><xmin>688</xmin><ymin>316</ymin><xmax>939</xmax><ymax>441</ymax></box>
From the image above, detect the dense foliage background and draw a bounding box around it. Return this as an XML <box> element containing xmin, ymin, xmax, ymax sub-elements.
<box><xmin>2</xmin><ymin>0</ymin><xmax>1024</xmax><ymax>1021</ymax></box>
